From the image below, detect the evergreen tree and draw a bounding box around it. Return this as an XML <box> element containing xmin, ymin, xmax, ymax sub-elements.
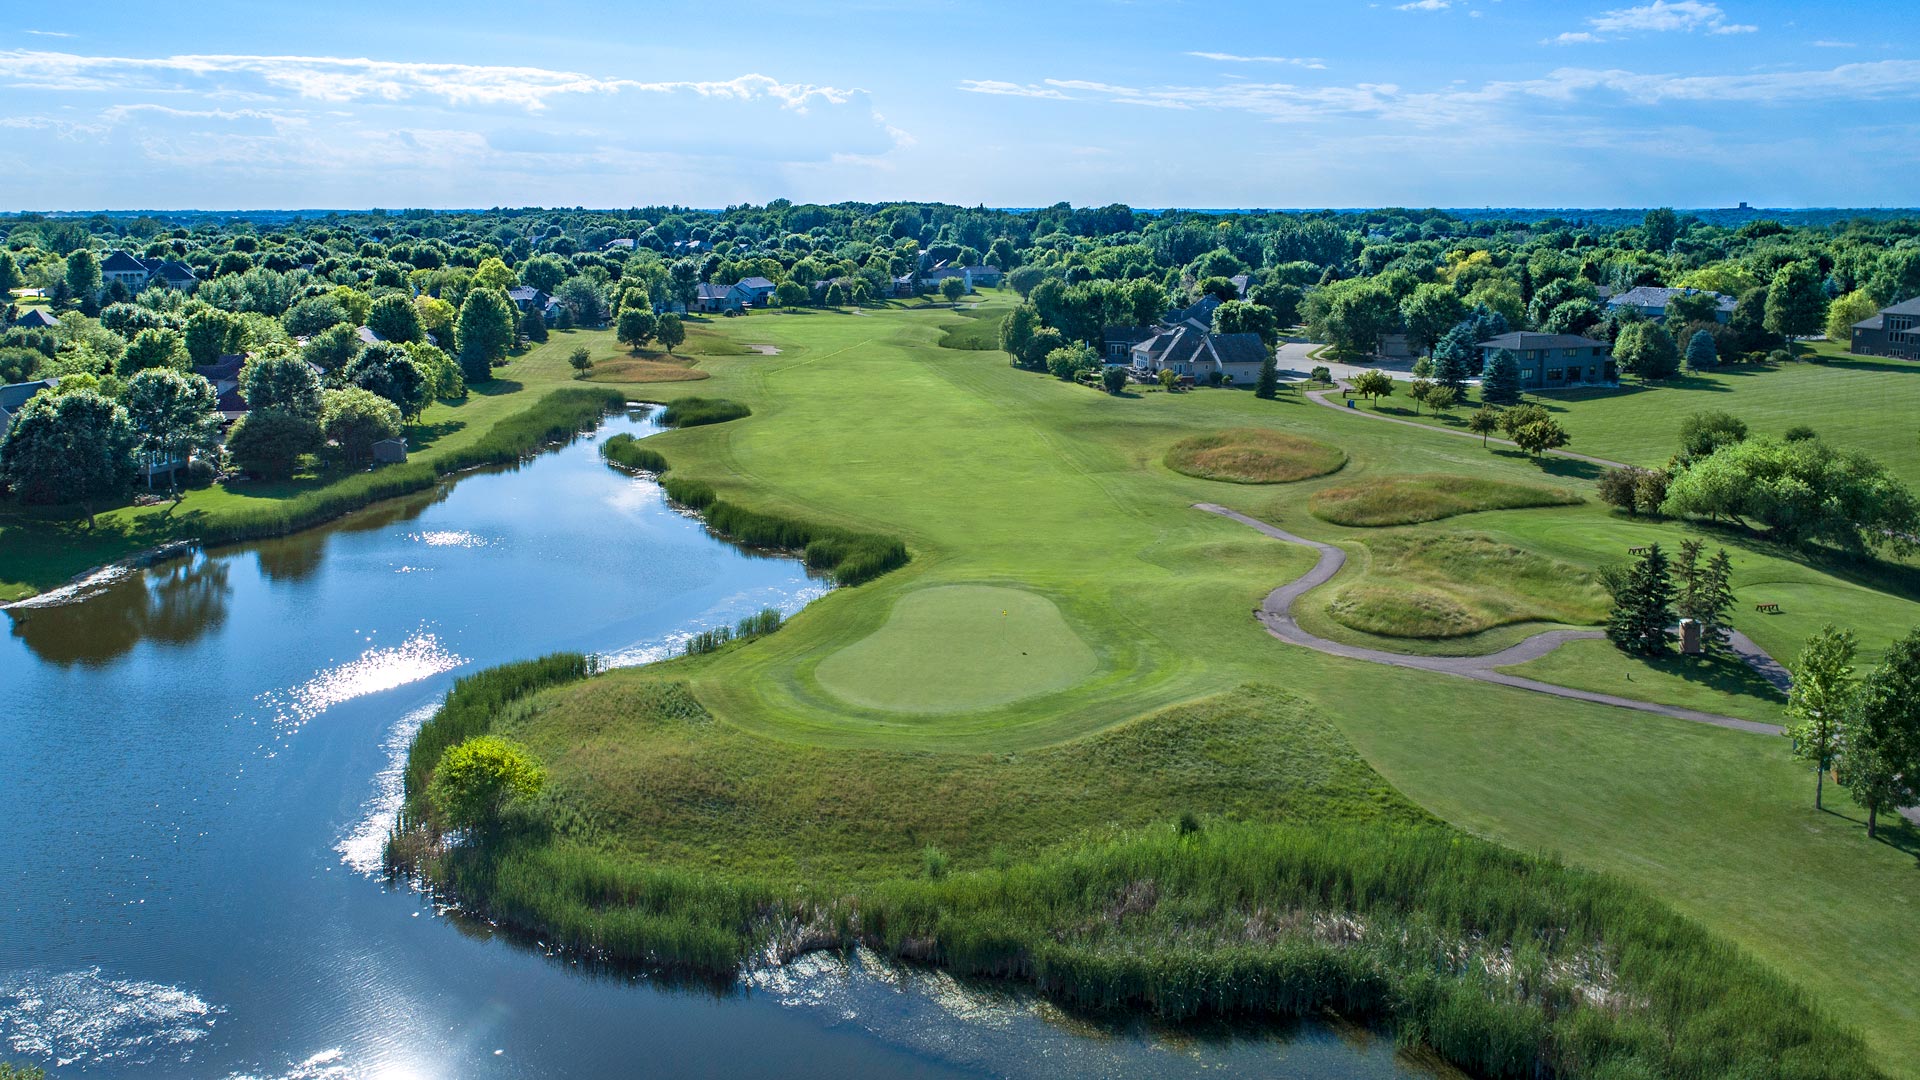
<box><xmin>521</xmin><ymin>304</ymin><xmax>548</xmax><ymax>343</ymax></box>
<box><xmin>1431</xmin><ymin>323</ymin><xmax>1476</xmax><ymax>392</ymax></box>
<box><xmin>1673</xmin><ymin>540</ymin><xmax>1736</xmax><ymax>649</ymax></box>
<box><xmin>1254</xmin><ymin>351</ymin><xmax>1279</xmax><ymax>399</ymax></box>
<box><xmin>1684</xmin><ymin>329</ymin><xmax>1718</xmax><ymax>371</ymax></box>
<box><xmin>1605</xmin><ymin>544</ymin><xmax>1675</xmax><ymax>656</ymax></box>
<box><xmin>1480</xmin><ymin>348</ymin><xmax>1521</xmax><ymax>405</ymax></box>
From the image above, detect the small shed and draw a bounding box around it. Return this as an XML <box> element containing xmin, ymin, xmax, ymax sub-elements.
<box><xmin>371</xmin><ymin>437</ymin><xmax>408</xmax><ymax>464</ymax></box>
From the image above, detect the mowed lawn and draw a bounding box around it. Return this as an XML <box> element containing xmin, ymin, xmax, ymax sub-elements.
<box><xmin>1533</xmin><ymin>342</ymin><xmax>1920</xmax><ymax>487</ymax></box>
<box><xmin>564</xmin><ymin>301</ymin><xmax>1920</xmax><ymax>1073</ymax></box>
<box><xmin>0</xmin><ymin>326</ymin><xmax>699</xmax><ymax>601</ymax></box>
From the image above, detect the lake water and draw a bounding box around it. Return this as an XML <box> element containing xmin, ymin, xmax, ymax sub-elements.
<box><xmin>0</xmin><ymin>408</ymin><xmax>1438</xmax><ymax>1079</ymax></box>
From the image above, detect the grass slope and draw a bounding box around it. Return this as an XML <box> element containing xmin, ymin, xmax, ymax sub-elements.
<box><xmin>389</xmin><ymin>301</ymin><xmax>1916</xmax><ymax>1072</ymax></box>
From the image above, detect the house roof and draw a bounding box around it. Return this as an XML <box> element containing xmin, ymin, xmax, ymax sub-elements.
<box><xmin>356</xmin><ymin>326</ymin><xmax>384</xmax><ymax>346</ymax></box>
<box><xmin>0</xmin><ymin>379</ymin><xmax>55</xmax><ymax>413</ymax></box>
<box><xmin>1229</xmin><ymin>274</ymin><xmax>1252</xmax><ymax>296</ymax></box>
<box><xmin>507</xmin><ymin>286</ymin><xmax>545</xmax><ymax>303</ymax></box>
<box><xmin>1879</xmin><ymin>296</ymin><xmax>1920</xmax><ymax>317</ymax></box>
<box><xmin>735</xmin><ymin>276</ymin><xmax>776</xmax><ymax>290</ymax></box>
<box><xmin>14</xmin><ymin>308</ymin><xmax>58</xmax><ymax>328</ymax></box>
<box><xmin>1166</xmin><ymin>294</ymin><xmax>1222</xmax><ymax>326</ymax></box>
<box><xmin>1854</xmin><ymin>314</ymin><xmax>1886</xmax><ymax>331</ymax></box>
<box><xmin>1104</xmin><ymin>325</ymin><xmax>1157</xmax><ymax>346</ymax></box>
<box><xmin>192</xmin><ymin>355</ymin><xmax>246</xmax><ymax>383</ymax></box>
<box><xmin>1209</xmin><ymin>333</ymin><xmax>1270</xmax><ymax>367</ymax></box>
<box><xmin>1606</xmin><ymin>285</ymin><xmax>1736</xmax><ymax>313</ymax></box>
<box><xmin>101</xmin><ymin>250</ymin><xmax>149</xmax><ymax>274</ymax></box>
<box><xmin>144</xmin><ymin>259</ymin><xmax>198</xmax><ymax>283</ymax></box>
<box><xmin>696</xmin><ymin>283</ymin><xmax>731</xmax><ymax>300</ymax></box>
<box><xmin>1477</xmin><ymin>332</ymin><xmax>1609</xmax><ymax>351</ymax></box>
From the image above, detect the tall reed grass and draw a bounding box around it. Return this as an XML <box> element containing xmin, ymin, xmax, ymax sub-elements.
<box><xmin>658</xmin><ymin>397</ymin><xmax>752</xmax><ymax>427</ymax></box>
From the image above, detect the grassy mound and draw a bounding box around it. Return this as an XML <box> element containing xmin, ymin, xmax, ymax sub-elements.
<box><xmin>660</xmin><ymin>397</ymin><xmax>752</xmax><ymax>427</ymax></box>
<box><xmin>1165</xmin><ymin>429</ymin><xmax>1346</xmax><ymax>484</ymax></box>
<box><xmin>1327</xmin><ymin>533</ymin><xmax>1607</xmax><ymax>638</ymax></box>
<box><xmin>1311</xmin><ymin>474</ymin><xmax>1581</xmax><ymax>527</ymax></box>
<box><xmin>814</xmin><ymin>585</ymin><xmax>1099</xmax><ymax>713</ymax></box>
<box><xmin>937</xmin><ymin>306</ymin><xmax>1005</xmax><ymax>351</ymax></box>
<box><xmin>392</xmin><ymin>672</ymin><xmax>1880</xmax><ymax>1080</ymax></box>
<box><xmin>583</xmin><ymin>358</ymin><xmax>709</xmax><ymax>383</ymax></box>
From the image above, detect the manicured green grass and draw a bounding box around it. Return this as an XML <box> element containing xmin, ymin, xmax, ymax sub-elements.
<box><xmin>0</xmin><ymin>329</ymin><xmax>636</xmax><ymax>601</ymax></box>
<box><xmin>1499</xmin><ymin>638</ymin><xmax>1787</xmax><ymax>725</ymax></box>
<box><xmin>380</xmin><ymin>299</ymin><xmax>1920</xmax><ymax>1073</ymax></box>
<box><xmin>814</xmin><ymin>584</ymin><xmax>1099</xmax><ymax>713</ymax></box>
<box><xmin>1164</xmin><ymin>428</ymin><xmax>1347</xmax><ymax>484</ymax></box>
<box><xmin>1325</xmin><ymin>532</ymin><xmax>1608</xmax><ymax>638</ymax></box>
<box><xmin>1531</xmin><ymin>346</ymin><xmax>1920</xmax><ymax>488</ymax></box>
<box><xmin>1310</xmin><ymin>474</ymin><xmax>1583</xmax><ymax>527</ymax></box>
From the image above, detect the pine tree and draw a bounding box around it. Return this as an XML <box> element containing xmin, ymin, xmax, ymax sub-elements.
<box><xmin>1605</xmin><ymin>544</ymin><xmax>1675</xmax><ymax>656</ymax></box>
<box><xmin>1432</xmin><ymin>323</ymin><xmax>1475</xmax><ymax>392</ymax></box>
<box><xmin>1480</xmin><ymin>348</ymin><xmax>1522</xmax><ymax>405</ymax></box>
<box><xmin>1685</xmin><ymin>329</ymin><xmax>1717</xmax><ymax>371</ymax></box>
<box><xmin>1254</xmin><ymin>352</ymin><xmax>1279</xmax><ymax>399</ymax></box>
<box><xmin>1697</xmin><ymin>548</ymin><xmax>1736</xmax><ymax>646</ymax></box>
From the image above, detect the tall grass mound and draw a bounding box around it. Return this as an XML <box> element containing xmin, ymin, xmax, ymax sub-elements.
<box><xmin>657</xmin><ymin>475</ymin><xmax>906</xmax><ymax>586</ymax></box>
<box><xmin>583</xmin><ymin>359</ymin><xmax>710</xmax><ymax>384</ymax></box>
<box><xmin>198</xmin><ymin>387</ymin><xmax>625</xmax><ymax>548</ymax></box>
<box><xmin>389</xmin><ymin>671</ymin><xmax>1875</xmax><ymax>1080</ymax></box>
<box><xmin>1310</xmin><ymin>474</ymin><xmax>1580</xmax><ymax>527</ymax></box>
<box><xmin>600</xmin><ymin>433</ymin><xmax>668</xmax><ymax>474</ymax></box>
<box><xmin>1165</xmin><ymin>429</ymin><xmax>1346</xmax><ymax>484</ymax></box>
<box><xmin>659</xmin><ymin>397</ymin><xmax>751</xmax><ymax>428</ymax></box>
<box><xmin>1326</xmin><ymin>532</ymin><xmax>1607</xmax><ymax>638</ymax></box>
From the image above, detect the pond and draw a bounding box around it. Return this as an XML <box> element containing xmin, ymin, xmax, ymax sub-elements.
<box><xmin>0</xmin><ymin>408</ymin><xmax>1441</xmax><ymax>1079</ymax></box>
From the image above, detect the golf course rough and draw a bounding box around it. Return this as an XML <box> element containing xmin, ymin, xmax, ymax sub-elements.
<box><xmin>813</xmin><ymin>584</ymin><xmax>1099</xmax><ymax>712</ymax></box>
<box><xmin>1163</xmin><ymin>428</ymin><xmax>1347</xmax><ymax>484</ymax></box>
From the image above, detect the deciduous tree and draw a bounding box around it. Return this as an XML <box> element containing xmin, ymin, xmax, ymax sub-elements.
<box><xmin>455</xmin><ymin>288</ymin><xmax>516</xmax><ymax>383</ymax></box>
<box><xmin>1786</xmin><ymin>624</ymin><xmax>1857</xmax><ymax>810</ymax></box>
<box><xmin>428</xmin><ymin>735</ymin><xmax>546</xmax><ymax>833</ymax></box>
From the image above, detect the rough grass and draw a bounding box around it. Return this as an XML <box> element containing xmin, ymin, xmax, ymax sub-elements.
<box><xmin>1164</xmin><ymin>428</ymin><xmax>1347</xmax><ymax>484</ymax></box>
<box><xmin>397</xmin><ymin>673</ymin><xmax>1880</xmax><ymax>1080</ymax></box>
<box><xmin>813</xmin><ymin>584</ymin><xmax>1099</xmax><ymax>713</ymax></box>
<box><xmin>1310</xmin><ymin>474</ymin><xmax>1583</xmax><ymax>527</ymax></box>
<box><xmin>1326</xmin><ymin>532</ymin><xmax>1608</xmax><ymax>638</ymax></box>
<box><xmin>583</xmin><ymin>358</ymin><xmax>710</xmax><ymax>383</ymax></box>
<box><xmin>936</xmin><ymin>306</ymin><xmax>1006</xmax><ymax>351</ymax></box>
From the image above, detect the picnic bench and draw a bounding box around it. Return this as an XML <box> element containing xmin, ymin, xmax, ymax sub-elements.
<box><xmin>1754</xmin><ymin>602</ymin><xmax>1782</xmax><ymax>614</ymax></box>
<box><xmin>1627</xmin><ymin>545</ymin><xmax>1650</xmax><ymax>555</ymax></box>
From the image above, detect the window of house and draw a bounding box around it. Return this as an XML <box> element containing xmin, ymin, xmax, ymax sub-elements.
<box><xmin>1547</xmin><ymin>367</ymin><xmax>1563</xmax><ymax>381</ymax></box>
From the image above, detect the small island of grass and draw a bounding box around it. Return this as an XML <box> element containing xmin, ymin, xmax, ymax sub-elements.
<box><xmin>1310</xmin><ymin>474</ymin><xmax>1581</xmax><ymax>527</ymax></box>
<box><xmin>660</xmin><ymin>397</ymin><xmax>753</xmax><ymax>427</ymax></box>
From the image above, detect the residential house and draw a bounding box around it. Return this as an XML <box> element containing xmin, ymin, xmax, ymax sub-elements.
<box><xmin>1476</xmin><ymin>332</ymin><xmax>1616</xmax><ymax>389</ymax></box>
<box><xmin>146</xmin><ymin>260</ymin><xmax>199</xmax><ymax>289</ymax></box>
<box><xmin>1229</xmin><ymin>274</ymin><xmax>1253</xmax><ymax>298</ymax></box>
<box><xmin>692</xmin><ymin>282</ymin><xmax>735</xmax><ymax>313</ymax></box>
<box><xmin>100</xmin><ymin>250</ymin><xmax>152</xmax><ymax>290</ymax></box>
<box><xmin>0</xmin><ymin>378</ymin><xmax>56</xmax><ymax>440</ymax></box>
<box><xmin>732</xmin><ymin>277</ymin><xmax>777</xmax><ymax>307</ymax></box>
<box><xmin>1848</xmin><ymin>297</ymin><xmax>1920</xmax><ymax>360</ymax></box>
<box><xmin>356</xmin><ymin>325</ymin><xmax>439</xmax><ymax>348</ymax></box>
<box><xmin>690</xmin><ymin>277</ymin><xmax>778</xmax><ymax>314</ymax></box>
<box><xmin>191</xmin><ymin>355</ymin><xmax>251</xmax><ymax>421</ymax></box>
<box><xmin>13</xmin><ymin>308</ymin><xmax>58</xmax><ymax>329</ymax></box>
<box><xmin>1130</xmin><ymin>321</ymin><xmax>1270</xmax><ymax>386</ymax></box>
<box><xmin>1102</xmin><ymin>325</ymin><xmax>1158</xmax><ymax>364</ymax></box>
<box><xmin>602</xmin><ymin>238</ymin><xmax>636</xmax><ymax>252</ymax></box>
<box><xmin>1605</xmin><ymin>286</ymin><xmax>1736</xmax><ymax>323</ymax></box>
<box><xmin>506</xmin><ymin>286</ymin><xmax>550</xmax><ymax>314</ymax></box>
<box><xmin>1165</xmin><ymin>294</ymin><xmax>1223</xmax><ymax>328</ymax></box>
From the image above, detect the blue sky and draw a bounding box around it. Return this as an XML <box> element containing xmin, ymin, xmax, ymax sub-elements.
<box><xmin>0</xmin><ymin>0</ymin><xmax>1914</xmax><ymax>210</ymax></box>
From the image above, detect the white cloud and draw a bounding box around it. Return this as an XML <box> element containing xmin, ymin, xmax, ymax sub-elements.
<box><xmin>1396</xmin><ymin>0</ymin><xmax>1451</xmax><ymax>10</ymax></box>
<box><xmin>0</xmin><ymin>51</ymin><xmax>860</xmax><ymax>113</ymax></box>
<box><xmin>1553</xmin><ymin>1</ymin><xmax>1757</xmax><ymax>43</ymax></box>
<box><xmin>1812</xmin><ymin>40</ymin><xmax>1857</xmax><ymax>48</ymax></box>
<box><xmin>956</xmin><ymin>79</ymin><xmax>1069</xmax><ymax>98</ymax></box>
<box><xmin>1186</xmin><ymin>52</ymin><xmax>1327</xmax><ymax>69</ymax></box>
<box><xmin>23</xmin><ymin>30</ymin><xmax>72</xmax><ymax>37</ymax></box>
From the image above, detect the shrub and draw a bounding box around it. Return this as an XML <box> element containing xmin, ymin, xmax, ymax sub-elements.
<box><xmin>684</xmin><ymin>626</ymin><xmax>733</xmax><ymax>656</ymax></box>
<box><xmin>735</xmin><ymin>608</ymin><xmax>784</xmax><ymax>638</ymax></box>
<box><xmin>659</xmin><ymin>397</ymin><xmax>751</xmax><ymax>427</ymax></box>
<box><xmin>1309</xmin><ymin>365</ymin><xmax>1332</xmax><ymax>383</ymax></box>
<box><xmin>569</xmin><ymin>346</ymin><xmax>592</xmax><ymax>372</ymax></box>
<box><xmin>181</xmin><ymin>458</ymin><xmax>217</xmax><ymax>488</ymax></box>
<box><xmin>921</xmin><ymin>845</ymin><xmax>950</xmax><ymax>879</ymax></box>
<box><xmin>427</xmin><ymin>736</ymin><xmax>546</xmax><ymax>833</ymax></box>
<box><xmin>401</xmin><ymin>653</ymin><xmax>598</xmax><ymax>818</ymax></box>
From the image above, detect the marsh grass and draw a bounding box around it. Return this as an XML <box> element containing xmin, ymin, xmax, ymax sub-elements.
<box><xmin>600</xmin><ymin>433</ymin><xmax>667</xmax><ymax>473</ymax></box>
<box><xmin>1164</xmin><ymin>428</ymin><xmax>1347</xmax><ymax>484</ymax></box>
<box><xmin>659</xmin><ymin>397</ymin><xmax>752</xmax><ymax>427</ymax></box>
<box><xmin>1311</xmin><ymin>475</ymin><xmax>1581</xmax><ymax>527</ymax></box>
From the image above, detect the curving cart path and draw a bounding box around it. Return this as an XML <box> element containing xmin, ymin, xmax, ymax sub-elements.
<box><xmin>1197</xmin><ymin>502</ymin><xmax>1786</xmax><ymax>736</ymax></box>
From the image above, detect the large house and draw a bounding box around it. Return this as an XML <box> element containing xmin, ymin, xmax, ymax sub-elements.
<box><xmin>1477</xmin><ymin>332</ymin><xmax>1616</xmax><ymax>388</ymax></box>
<box><xmin>506</xmin><ymin>286</ymin><xmax>550</xmax><ymax>314</ymax></box>
<box><xmin>1605</xmin><ymin>286</ymin><xmax>1736</xmax><ymax>323</ymax></box>
<box><xmin>1848</xmin><ymin>297</ymin><xmax>1920</xmax><ymax>360</ymax></box>
<box><xmin>691</xmin><ymin>276</ymin><xmax>778</xmax><ymax>313</ymax></box>
<box><xmin>99</xmin><ymin>250</ymin><xmax>200</xmax><ymax>291</ymax></box>
<box><xmin>13</xmin><ymin>308</ymin><xmax>58</xmax><ymax>329</ymax></box>
<box><xmin>920</xmin><ymin>264</ymin><xmax>1002</xmax><ymax>291</ymax></box>
<box><xmin>1121</xmin><ymin>319</ymin><xmax>1270</xmax><ymax>385</ymax></box>
<box><xmin>0</xmin><ymin>379</ymin><xmax>55</xmax><ymax>439</ymax></box>
<box><xmin>191</xmin><ymin>355</ymin><xmax>252</xmax><ymax>421</ymax></box>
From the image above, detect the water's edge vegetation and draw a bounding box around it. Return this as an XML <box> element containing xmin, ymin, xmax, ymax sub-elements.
<box><xmin>601</xmin><ymin>430</ymin><xmax>909</xmax><ymax>586</ymax></box>
<box><xmin>387</xmin><ymin>659</ymin><xmax>1878</xmax><ymax>1080</ymax></box>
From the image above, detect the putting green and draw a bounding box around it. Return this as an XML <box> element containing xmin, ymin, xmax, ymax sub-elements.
<box><xmin>813</xmin><ymin>585</ymin><xmax>1099</xmax><ymax>713</ymax></box>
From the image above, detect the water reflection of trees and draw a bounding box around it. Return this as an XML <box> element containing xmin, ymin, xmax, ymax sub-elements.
<box><xmin>7</xmin><ymin>558</ymin><xmax>231</xmax><ymax>666</ymax></box>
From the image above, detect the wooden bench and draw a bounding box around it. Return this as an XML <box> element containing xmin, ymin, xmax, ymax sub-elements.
<box><xmin>1627</xmin><ymin>545</ymin><xmax>1650</xmax><ymax>555</ymax></box>
<box><xmin>1754</xmin><ymin>602</ymin><xmax>1782</xmax><ymax>614</ymax></box>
